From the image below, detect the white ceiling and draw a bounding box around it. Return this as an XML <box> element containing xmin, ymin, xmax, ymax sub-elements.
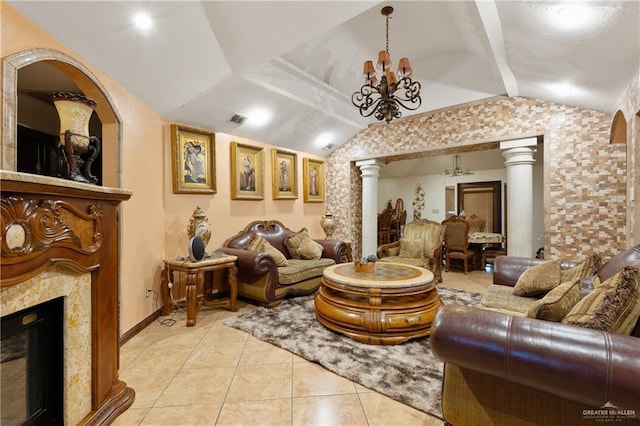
<box><xmin>10</xmin><ymin>0</ymin><xmax>640</xmax><ymax>162</ymax></box>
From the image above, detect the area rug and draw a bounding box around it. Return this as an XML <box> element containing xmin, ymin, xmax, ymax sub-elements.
<box><xmin>223</xmin><ymin>286</ymin><xmax>482</xmax><ymax>419</ymax></box>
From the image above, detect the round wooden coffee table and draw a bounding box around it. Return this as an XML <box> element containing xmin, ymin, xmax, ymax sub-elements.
<box><xmin>314</xmin><ymin>262</ymin><xmax>441</xmax><ymax>345</ymax></box>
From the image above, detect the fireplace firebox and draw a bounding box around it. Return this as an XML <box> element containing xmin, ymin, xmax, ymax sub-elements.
<box><xmin>1</xmin><ymin>297</ymin><xmax>64</xmax><ymax>425</ymax></box>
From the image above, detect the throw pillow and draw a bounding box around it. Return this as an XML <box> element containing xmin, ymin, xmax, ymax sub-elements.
<box><xmin>525</xmin><ymin>278</ymin><xmax>581</xmax><ymax>322</ymax></box>
<box><xmin>512</xmin><ymin>259</ymin><xmax>562</xmax><ymax>297</ymax></box>
<box><xmin>296</xmin><ymin>237</ymin><xmax>324</xmax><ymax>260</ymax></box>
<box><xmin>560</xmin><ymin>253</ymin><xmax>602</xmax><ymax>284</ymax></box>
<box><xmin>245</xmin><ymin>234</ymin><xmax>265</xmax><ymax>252</ymax></box>
<box><xmin>245</xmin><ymin>234</ymin><xmax>288</xmax><ymax>266</ymax></box>
<box><xmin>562</xmin><ymin>266</ymin><xmax>640</xmax><ymax>335</ymax></box>
<box><xmin>285</xmin><ymin>228</ymin><xmax>310</xmax><ymax>259</ymax></box>
<box><xmin>398</xmin><ymin>238</ymin><xmax>424</xmax><ymax>258</ymax></box>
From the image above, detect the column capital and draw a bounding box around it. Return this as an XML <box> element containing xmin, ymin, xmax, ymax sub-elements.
<box><xmin>502</xmin><ymin>146</ymin><xmax>536</xmax><ymax>167</ymax></box>
<box><xmin>356</xmin><ymin>159</ymin><xmax>381</xmax><ymax>177</ymax></box>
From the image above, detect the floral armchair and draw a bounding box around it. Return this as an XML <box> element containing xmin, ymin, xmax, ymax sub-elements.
<box><xmin>376</xmin><ymin>219</ymin><xmax>445</xmax><ymax>283</ymax></box>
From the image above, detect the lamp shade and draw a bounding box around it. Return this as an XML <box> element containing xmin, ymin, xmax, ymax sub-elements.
<box><xmin>52</xmin><ymin>92</ymin><xmax>97</xmax><ymax>155</ymax></box>
<box><xmin>387</xmin><ymin>71</ymin><xmax>398</xmax><ymax>86</ymax></box>
<box><xmin>397</xmin><ymin>57</ymin><xmax>412</xmax><ymax>77</ymax></box>
<box><xmin>376</xmin><ymin>50</ymin><xmax>391</xmax><ymax>70</ymax></box>
<box><xmin>362</xmin><ymin>60</ymin><xmax>375</xmax><ymax>79</ymax></box>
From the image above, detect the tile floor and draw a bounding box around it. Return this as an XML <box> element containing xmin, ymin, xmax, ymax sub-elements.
<box><xmin>113</xmin><ymin>270</ymin><xmax>493</xmax><ymax>426</ymax></box>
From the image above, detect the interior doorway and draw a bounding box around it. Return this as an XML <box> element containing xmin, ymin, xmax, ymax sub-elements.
<box><xmin>457</xmin><ymin>181</ymin><xmax>502</xmax><ymax>233</ymax></box>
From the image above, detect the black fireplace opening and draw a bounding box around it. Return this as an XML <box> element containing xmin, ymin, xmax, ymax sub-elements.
<box><xmin>1</xmin><ymin>297</ymin><xmax>64</xmax><ymax>425</ymax></box>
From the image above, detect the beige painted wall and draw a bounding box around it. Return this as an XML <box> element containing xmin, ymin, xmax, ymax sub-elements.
<box><xmin>2</xmin><ymin>4</ymin><xmax>327</xmax><ymax>334</ymax></box>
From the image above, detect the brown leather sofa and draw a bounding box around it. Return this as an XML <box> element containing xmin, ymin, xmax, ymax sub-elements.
<box><xmin>219</xmin><ymin>220</ymin><xmax>348</xmax><ymax>307</ymax></box>
<box><xmin>431</xmin><ymin>245</ymin><xmax>640</xmax><ymax>425</ymax></box>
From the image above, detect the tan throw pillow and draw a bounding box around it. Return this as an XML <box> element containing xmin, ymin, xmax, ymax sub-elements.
<box><xmin>296</xmin><ymin>237</ymin><xmax>324</xmax><ymax>260</ymax></box>
<box><xmin>526</xmin><ymin>279</ymin><xmax>581</xmax><ymax>322</ymax></box>
<box><xmin>245</xmin><ymin>234</ymin><xmax>288</xmax><ymax>266</ymax></box>
<box><xmin>285</xmin><ymin>228</ymin><xmax>310</xmax><ymax>259</ymax></box>
<box><xmin>562</xmin><ymin>267</ymin><xmax>640</xmax><ymax>335</ymax></box>
<box><xmin>560</xmin><ymin>253</ymin><xmax>602</xmax><ymax>283</ymax></box>
<box><xmin>245</xmin><ymin>234</ymin><xmax>265</xmax><ymax>252</ymax></box>
<box><xmin>399</xmin><ymin>238</ymin><xmax>424</xmax><ymax>258</ymax></box>
<box><xmin>261</xmin><ymin>239</ymin><xmax>289</xmax><ymax>266</ymax></box>
<box><xmin>512</xmin><ymin>259</ymin><xmax>562</xmax><ymax>297</ymax></box>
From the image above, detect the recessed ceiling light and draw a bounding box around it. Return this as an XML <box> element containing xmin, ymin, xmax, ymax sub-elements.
<box><xmin>246</xmin><ymin>108</ymin><xmax>271</xmax><ymax>127</ymax></box>
<box><xmin>132</xmin><ymin>11</ymin><xmax>153</xmax><ymax>32</ymax></box>
<box><xmin>550</xmin><ymin>3</ymin><xmax>594</xmax><ymax>31</ymax></box>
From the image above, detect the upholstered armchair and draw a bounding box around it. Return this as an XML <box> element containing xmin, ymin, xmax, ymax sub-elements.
<box><xmin>442</xmin><ymin>216</ymin><xmax>477</xmax><ymax>274</ymax></box>
<box><xmin>377</xmin><ymin>219</ymin><xmax>445</xmax><ymax>283</ymax></box>
<box><xmin>467</xmin><ymin>213</ymin><xmax>486</xmax><ymax>232</ymax></box>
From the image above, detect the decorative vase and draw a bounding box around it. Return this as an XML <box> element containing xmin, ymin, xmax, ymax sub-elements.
<box><xmin>187</xmin><ymin>205</ymin><xmax>211</xmax><ymax>248</ymax></box>
<box><xmin>320</xmin><ymin>213</ymin><xmax>337</xmax><ymax>239</ymax></box>
<box><xmin>52</xmin><ymin>92</ymin><xmax>101</xmax><ymax>184</ymax></box>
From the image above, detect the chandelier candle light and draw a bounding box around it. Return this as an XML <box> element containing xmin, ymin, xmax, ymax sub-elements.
<box><xmin>443</xmin><ymin>154</ymin><xmax>474</xmax><ymax>177</ymax></box>
<box><xmin>352</xmin><ymin>6</ymin><xmax>421</xmax><ymax>123</ymax></box>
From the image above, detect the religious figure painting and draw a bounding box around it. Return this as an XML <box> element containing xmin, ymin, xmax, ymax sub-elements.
<box><xmin>231</xmin><ymin>142</ymin><xmax>264</xmax><ymax>200</ymax></box>
<box><xmin>271</xmin><ymin>149</ymin><xmax>298</xmax><ymax>200</ymax></box>
<box><xmin>171</xmin><ymin>124</ymin><xmax>216</xmax><ymax>194</ymax></box>
<box><xmin>303</xmin><ymin>158</ymin><xmax>325</xmax><ymax>202</ymax></box>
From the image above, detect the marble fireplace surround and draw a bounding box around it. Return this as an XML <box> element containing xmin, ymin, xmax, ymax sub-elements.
<box><xmin>0</xmin><ymin>171</ymin><xmax>133</xmax><ymax>424</ymax></box>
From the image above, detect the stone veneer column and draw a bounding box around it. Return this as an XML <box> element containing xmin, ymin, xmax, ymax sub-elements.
<box><xmin>501</xmin><ymin>137</ymin><xmax>537</xmax><ymax>257</ymax></box>
<box><xmin>356</xmin><ymin>159</ymin><xmax>381</xmax><ymax>258</ymax></box>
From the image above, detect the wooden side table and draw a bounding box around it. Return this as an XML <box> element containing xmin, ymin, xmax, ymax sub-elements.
<box><xmin>161</xmin><ymin>254</ymin><xmax>238</xmax><ymax>326</ymax></box>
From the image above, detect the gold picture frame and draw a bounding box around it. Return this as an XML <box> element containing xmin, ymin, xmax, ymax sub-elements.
<box><xmin>231</xmin><ymin>142</ymin><xmax>264</xmax><ymax>200</ymax></box>
<box><xmin>171</xmin><ymin>124</ymin><xmax>216</xmax><ymax>194</ymax></box>
<box><xmin>271</xmin><ymin>149</ymin><xmax>298</xmax><ymax>200</ymax></box>
<box><xmin>303</xmin><ymin>158</ymin><xmax>325</xmax><ymax>202</ymax></box>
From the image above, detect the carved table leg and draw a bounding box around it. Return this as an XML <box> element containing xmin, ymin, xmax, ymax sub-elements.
<box><xmin>186</xmin><ymin>270</ymin><xmax>198</xmax><ymax>326</ymax></box>
<box><xmin>228</xmin><ymin>264</ymin><xmax>238</xmax><ymax>312</ymax></box>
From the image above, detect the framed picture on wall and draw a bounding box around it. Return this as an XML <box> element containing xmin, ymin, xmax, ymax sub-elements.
<box><xmin>303</xmin><ymin>158</ymin><xmax>325</xmax><ymax>202</ymax></box>
<box><xmin>171</xmin><ymin>124</ymin><xmax>216</xmax><ymax>194</ymax></box>
<box><xmin>271</xmin><ymin>149</ymin><xmax>298</xmax><ymax>200</ymax></box>
<box><xmin>230</xmin><ymin>142</ymin><xmax>264</xmax><ymax>200</ymax></box>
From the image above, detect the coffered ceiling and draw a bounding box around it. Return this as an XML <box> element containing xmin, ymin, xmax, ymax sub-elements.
<box><xmin>10</xmin><ymin>1</ymin><xmax>639</xmax><ymax>159</ymax></box>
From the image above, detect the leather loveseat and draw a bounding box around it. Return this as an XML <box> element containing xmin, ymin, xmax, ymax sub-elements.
<box><xmin>219</xmin><ymin>220</ymin><xmax>348</xmax><ymax>307</ymax></box>
<box><xmin>430</xmin><ymin>245</ymin><xmax>640</xmax><ymax>425</ymax></box>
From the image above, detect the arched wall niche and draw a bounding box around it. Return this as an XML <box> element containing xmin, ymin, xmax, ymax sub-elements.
<box><xmin>610</xmin><ymin>109</ymin><xmax>628</xmax><ymax>144</ymax></box>
<box><xmin>2</xmin><ymin>48</ymin><xmax>122</xmax><ymax>188</ymax></box>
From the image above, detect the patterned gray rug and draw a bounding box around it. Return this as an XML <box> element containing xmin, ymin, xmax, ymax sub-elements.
<box><xmin>223</xmin><ymin>286</ymin><xmax>482</xmax><ymax>419</ymax></box>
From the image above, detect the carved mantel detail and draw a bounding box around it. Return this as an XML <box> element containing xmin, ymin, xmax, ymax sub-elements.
<box><xmin>1</xmin><ymin>196</ymin><xmax>103</xmax><ymax>258</ymax></box>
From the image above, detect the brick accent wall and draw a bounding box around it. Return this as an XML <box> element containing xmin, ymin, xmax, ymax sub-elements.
<box><xmin>326</xmin><ymin>96</ymin><xmax>627</xmax><ymax>261</ymax></box>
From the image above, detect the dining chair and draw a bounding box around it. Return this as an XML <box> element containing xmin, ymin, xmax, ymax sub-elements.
<box><xmin>442</xmin><ymin>216</ymin><xmax>478</xmax><ymax>274</ymax></box>
<box><xmin>378</xmin><ymin>210</ymin><xmax>394</xmax><ymax>246</ymax></box>
<box><xmin>467</xmin><ymin>214</ymin><xmax>486</xmax><ymax>233</ymax></box>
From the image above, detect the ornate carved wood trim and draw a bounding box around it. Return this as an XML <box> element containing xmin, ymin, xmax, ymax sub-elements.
<box><xmin>1</xmin><ymin>173</ymin><xmax>134</xmax><ymax>424</ymax></box>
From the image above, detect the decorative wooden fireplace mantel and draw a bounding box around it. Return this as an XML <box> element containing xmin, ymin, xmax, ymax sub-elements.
<box><xmin>1</xmin><ymin>170</ymin><xmax>134</xmax><ymax>425</ymax></box>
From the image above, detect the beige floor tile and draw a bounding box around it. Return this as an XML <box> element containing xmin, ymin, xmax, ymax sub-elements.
<box><xmin>111</xmin><ymin>407</ymin><xmax>149</xmax><ymax>425</ymax></box>
<box><xmin>154</xmin><ymin>367</ymin><xmax>236</xmax><ymax>407</ymax></box>
<box><xmin>225</xmin><ymin>364</ymin><xmax>292</xmax><ymax>402</ymax></box>
<box><xmin>292</xmin><ymin>394</ymin><xmax>368</xmax><ymax>426</ymax></box>
<box><xmin>239</xmin><ymin>339</ymin><xmax>294</xmax><ymax>365</ymax></box>
<box><xmin>358</xmin><ymin>392</ymin><xmax>443</xmax><ymax>426</ymax></box>
<box><xmin>292</xmin><ymin>362</ymin><xmax>356</xmax><ymax>397</ymax></box>
<box><xmin>215</xmin><ymin>399</ymin><xmax>291</xmax><ymax>426</ymax></box>
<box><xmin>140</xmin><ymin>404</ymin><xmax>221</xmax><ymax>426</ymax></box>
<box><xmin>120</xmin><ymin>344</ymin><xmax>147</xmax><ymax>370</ymax></box>
<box><xmin>122</xmin><ymin>344</ymin><xmax>195</xmax><ymax>373</ymax></box>
<box><xmin>119</xmin><ymin>369</ymin><xmax>176</xmax><ymax>409</ymax></box>
<box><xmin>184</xmin><ymin>340</ymin><xmax>246</xmax><ymax>369</ymax></box>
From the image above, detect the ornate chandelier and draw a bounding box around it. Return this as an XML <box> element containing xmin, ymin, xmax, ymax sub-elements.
<box><xmin>352</xmin><ymin>6</ymin><xmax>421</xmax><ymax>123</ymax></box>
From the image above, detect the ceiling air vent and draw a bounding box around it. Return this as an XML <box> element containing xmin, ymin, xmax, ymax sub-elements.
<box><xmin>229</xmin><ymin>113</ymin><xmax>247</xmax><ymax>125</ymax></box>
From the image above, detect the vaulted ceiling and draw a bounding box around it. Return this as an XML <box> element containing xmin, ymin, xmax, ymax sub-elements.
<box><xmin>10</xmin><ymin>1</ymin><xmax>639</xmax><ymax>159</ymax></box>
